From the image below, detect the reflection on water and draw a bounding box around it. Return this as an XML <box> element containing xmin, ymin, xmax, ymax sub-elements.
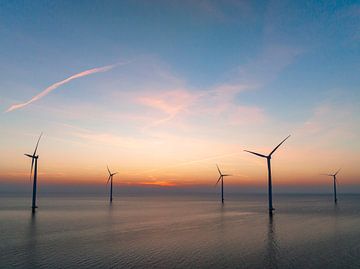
<box><xmin>266</xmin><ymin>215</ymin><xmax>279</xmax><ymax>269</ymax></box>
<box><xmin>1</xmin><ymin>194</ymin><xmax>360</xmax><ymax>269</ymax></box>
<box><xmin>107</xmin><ymin>202</ymin><xmax>114</xmax><ymax>218</ymax></box>
<box><xmin>25</xmin><ymin>213</ymin><xmax>37</xmax><ymax>268</ymax></box>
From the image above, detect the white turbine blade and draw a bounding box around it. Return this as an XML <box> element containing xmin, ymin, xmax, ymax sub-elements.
<box><xmin>223</xmin><ymin>174</ymin><xmax>232</xmax><ymax>177</ymax></box>
<box><xmin>244</xmin><ymin>150</ymin><xmax>267</xmax><ymax>158</ymax></box>
<box><xmin>107</xmin><ymin>165</ymin><xmax>111</xmax><ymax>175</ymax></box>
<box><xmin>334</xmin><ymin>168</ymin><xmax>341</xmax><ymax>176</ymax></box>
<box><xmin>33</xmin><ymin>132</ymin><xmax>43</xmax><ymax>156</ymax></box>
<box><xmin>107</xmin><ymin>175</ymin><xmax>111</xmax><ymax>184</ymax></box>
<box><xmin>321</xmin><ymin>174</ymin><xmax>333</xmax><ymax>176</ymax></box>
<box><xmin>269</xmin><ymin>135</ymin><xmax>290</xmax><ymax>156</ymax></box>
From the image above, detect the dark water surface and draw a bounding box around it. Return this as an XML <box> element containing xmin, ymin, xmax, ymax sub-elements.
<box><xmin>1</xmin><ymin>194</ymin><xmax>360</xmax><ymax>269</ymax></box>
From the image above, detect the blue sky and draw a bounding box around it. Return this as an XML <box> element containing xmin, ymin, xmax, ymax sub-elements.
<box><xmin>0</xmin><ymin>1</ymin><xmax>359</xmax><ymax>189</ymax></box>
<box><xmin>1</xmin><ymin>1</ymin><xmax>359</xmax><ymax>94</ymax></box>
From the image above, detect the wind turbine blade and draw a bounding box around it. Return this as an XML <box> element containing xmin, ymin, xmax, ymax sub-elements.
<box><xmin>107</xmin><ymin>175</ymin><xmax>111</xmax><ymax>184</ymax></box>
<box><xmin>223</xmin><ymin>174</ymin><xmax>232</xmax><ymax>177</ymax></box>
<box><xmin>216</xmin><ymin>164</ymin><xmax>222</xmax><ymax>176</ymax></box>
<box><xmin>244</xmin><ymin>150</ymin><xmax>267</xmax><ymax>158</ymax></box>
<box><xmin>113</xmin><ymin>172</ymin><xmax>118</xmax><ymax>175</ymax></box>
<box><xmin>107</xmin><ymin>165</ymin><xmax>111</xmax><ymax>175</ymax></box>
<box><xmin>24</xmin><ymin>154</ymin><xmax>33</xmax><ymax>158</ymax></box>
<box><xmin>33</xmin><ymin>132</ymin><xmax>43</xmax><ymax>156</ymax></box>
<box><xmin>334</xmin><ymin>168</ymin><xmax>341</xmax><ymax>176</ymax></box>
<box><xmin>215</xmin><ymin>176</ymin><xmax>222</xmax><ymax>186</ymax></box>
<box><xmin>269</xmin><ymin>135</ymin><xmax>290</xmax><ymax>156</ymax></box>
<box><xmin>320</xmin><ymin>174</ymin><xmax>333</xmax><ymax>176</ymax></box>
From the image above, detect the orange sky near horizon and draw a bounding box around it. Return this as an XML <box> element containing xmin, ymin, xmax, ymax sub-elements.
<box><xmin>1</xmin><ymin>129</ymin><xmax>359</xmax><ymax>189</ymax></box>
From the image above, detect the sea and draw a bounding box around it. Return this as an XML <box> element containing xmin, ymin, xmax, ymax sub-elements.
<box><xmin>1</xmin><ymin>193</ymin><xmax>360</xmax><ymax>269</ymax></box>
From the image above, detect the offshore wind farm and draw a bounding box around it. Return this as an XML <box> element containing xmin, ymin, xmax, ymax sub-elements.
<box><xmin>1</xmin><ymin>1</ymin><xmax>360</xmax><ymax>269</ymax></box>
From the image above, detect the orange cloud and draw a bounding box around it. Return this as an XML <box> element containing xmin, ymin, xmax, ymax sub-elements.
<box><xmin>137</xmin><ymin>181</ymin><xmax>177</xmax><ymax>187</ymax></box>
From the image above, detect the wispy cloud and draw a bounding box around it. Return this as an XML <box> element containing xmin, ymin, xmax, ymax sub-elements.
<box><xmin>67</xmin><ymin>126</ymin><xmax>149</xmax><ymax>150</ymax></box>
<box><xmin>134</xmin><ymin>151</ymin><xmax>241</xmax><ymax>175</ymax></box>
<box><xmin>137</xmin><ymin>89</ymin><xmax>200</xmax><ymax>130</ymax></box>
<box><xmin>296</xmin><ymin>102</ymin><xmax>359</xmax><ymax>141</ymax></box>
<box><xmin>134</xmin><ymin>82</ymin><xmax>262</xmax><ymax>131</ymax></box>
<box><xmin>5</xmin><ymin>62</ymin><xmax>129</xmax><ymax>112</ymax></box>
<box><xmin>129</xmin><ymin>43</ymin><xmax>300</xmax><ymax>131</ymax></box>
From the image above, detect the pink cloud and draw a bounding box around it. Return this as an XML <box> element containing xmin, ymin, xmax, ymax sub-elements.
<box><xmin>137</xmin><ymin>90</ymin><xmax>194</xmax><ymax>115</ymax></box>
<box><xmin>133</xmin><ymin>83</ymin><xmax>265</xmax><ymax>130</ymax></box>
<box><xmin>136</xmin><ymin>89</ymin><xmax>200</xmax><ymax>128</ymax></box>
<box><xmin>228</xmin><ymin>106</ymin><xmax>265</xmax><ymax>125</ymax></box>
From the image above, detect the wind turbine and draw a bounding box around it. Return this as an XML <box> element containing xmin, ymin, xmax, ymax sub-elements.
<box><xmin>322</xmin><ymin>168</ymin><xmax>341</xmax><ymax>204</ymax></box>
<box><xmin>107</xmin><ymin>166</ymin><xmax>118</xmax><ymax>203</ymax></box>
<box><xmin>244</xmin><ymin>135</ymin><xmax>290</xmax><ymax>215</ymax></box>
<box><xmin>215</xmin><ymin>164</ymin><xmax>231</xmax><ymax>204</ymax></box>
<box><xmin>25</xmin><ymin>133</ymin><xmax>43</xmax><ymax>213</ymax></box>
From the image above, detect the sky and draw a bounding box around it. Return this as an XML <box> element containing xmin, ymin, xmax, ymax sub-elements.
<box><xmin>0</xmin><ymin>0</ymin><xmax>359</xmax><ymax>193</ymax></box>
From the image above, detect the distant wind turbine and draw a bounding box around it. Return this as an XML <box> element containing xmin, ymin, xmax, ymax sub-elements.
<box><xmin>25</xmin><ymin>133</ymin><xmax>43</xmax><ymax>213</ymax></box>
<box><xmin>322</xmin><ymin>168</ymin><xmax>341</xmax><ymax>204</ymax></box>
<box><xmin>215</xmin><ymin>164</ymin><xmax>231</xmax><ymax>204</ymax></box>
<box><xmin>107</xmin><ymin>166</ymin><xmax>118</xmax><ymax>203</ymax></box>
<box><xmin>244</xmin><ymin>135</ymin><xmax>290</xmax><ymax>215</ymax></box>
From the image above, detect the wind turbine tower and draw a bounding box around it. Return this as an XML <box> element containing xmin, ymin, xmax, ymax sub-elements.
<box><xmin>244</xmin><ymin>135</ymin><xmax>290</xmax><ymax>215</ymax></box>
<box><xmin>215</xmin><ymin>164</ymin><xmax>231</xmax><ymax>204</ymax></box>
<box><xmin>107</xmin><ymin>166</ymin><xmax>118</xmax><ymax>203</ymax></box>
<box><xmin>322</xmin><ymin>169</ymin><xmax>341</xmax><ymax>204</ymax></box>
<box><xmin>25</xmin><ymin>133</ymin><xmax>43</xmax><ymax>213</ymax></box>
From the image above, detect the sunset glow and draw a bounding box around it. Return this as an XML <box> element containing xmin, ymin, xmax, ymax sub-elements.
<box><xmin>0</xmin><ymin>1</ymin><xmax>359</xmax><ymax>192</ymax></box>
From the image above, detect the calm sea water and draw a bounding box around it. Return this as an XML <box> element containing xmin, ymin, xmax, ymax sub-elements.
<box><xmin>1</xmin><ymin>193</ymin><xmax>360</xmax><ymax>269</ymax></box>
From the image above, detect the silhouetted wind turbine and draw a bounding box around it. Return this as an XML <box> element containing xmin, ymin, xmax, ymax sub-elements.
<box><xmin>25</xmin><ymin>133</ymin><xmax>43</xmax><ymax>213</ymax></box>
<box><xmin>215</xmin><ymin>164</ymin><xmax>231</xmax><ymax>204</ymax></box>
<box><xmin>322</xmin><ymin>168</ymin><xmax>341</xmax><ymax>204</ymax></box>
<box><xmin>244</xmin><ymin>135</ymin><xmax>290</xmax><ymax>215</ymax></box>
<box><xmin>107</xmin><ymin>166</ymin><xmax>118</xmax><ymax>203</ymax></box>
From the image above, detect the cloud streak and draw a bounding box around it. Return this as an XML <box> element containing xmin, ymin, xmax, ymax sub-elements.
<box><xmin>5</xmin><ymin>62</ymin><xmax>127</xmax><ymax>112</ymax></box>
